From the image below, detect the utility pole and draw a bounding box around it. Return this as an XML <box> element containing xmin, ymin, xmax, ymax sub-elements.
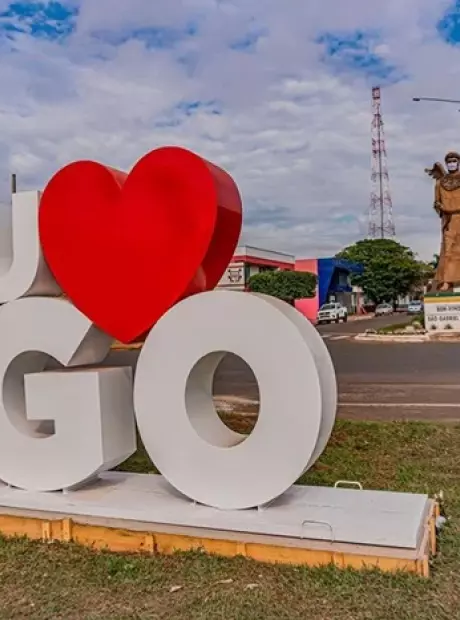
<box><xmin>413</xmin><ymin>96</ymin><xmax>460</xmax><ymax>112</ymax></box>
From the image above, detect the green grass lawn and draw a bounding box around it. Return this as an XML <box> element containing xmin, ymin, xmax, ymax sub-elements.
<box><xmin>0</xmin><ymin>418</ymin><xmax>459</xmax><ymax>619</ymax></box>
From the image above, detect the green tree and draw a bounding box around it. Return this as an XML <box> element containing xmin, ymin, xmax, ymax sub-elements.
<box><xmin>337</xmin><ymin>239</ymin><xmax>423</xmax><ymax>305</ymax></box>
<box><xmin>247</xmin><ymin>270</ymin><xmax>316</xmax><ymax>304</ymax></box>
<box><xmin>430</xmin><ymin>253</ymin><xmax>440</xmax><ymax>270</ymax></box>
<box><xmin>418</xmin><ymin>260</ymin><xmax>435</xmax><ymax>285</ymax></box>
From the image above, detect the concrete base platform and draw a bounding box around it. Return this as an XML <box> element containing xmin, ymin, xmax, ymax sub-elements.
<box><xmin>0</xmin><ymin>472</ymin><xmax>437</xmax><ymax>577</ymax></box>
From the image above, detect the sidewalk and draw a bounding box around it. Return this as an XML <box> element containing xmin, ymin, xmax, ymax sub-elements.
<box><xmin>348</xmin><ymin>313</ymin><xmax>375</xmax><ymax>322</ymax></box>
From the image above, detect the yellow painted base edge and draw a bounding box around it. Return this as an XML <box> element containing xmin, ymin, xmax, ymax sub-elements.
<box><xmin>0</xmin><ymin>503</ymin><xmax>438</xmax><ymax>578</ymax></box>
<box><xmin>424</xmin><ymin>296</ymin><xmax>460</xmax><ymax>303</ymax></box>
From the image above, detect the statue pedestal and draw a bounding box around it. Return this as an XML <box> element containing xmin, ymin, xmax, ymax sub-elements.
<box><xmin>424</xmin><ymin>291</ymin><xmax>460</xmax><ymax>332</ymax></box>
<box><xmin>0</xmin><ymin>471</ymin><xmax>436</xmax><ymax>577</ymax></box>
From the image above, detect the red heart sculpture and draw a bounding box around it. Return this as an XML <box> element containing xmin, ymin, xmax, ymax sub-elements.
<box><xmin>39</xmin><ymin>146</ymin><xmax>242</xmax><ymax>343</ymax></box>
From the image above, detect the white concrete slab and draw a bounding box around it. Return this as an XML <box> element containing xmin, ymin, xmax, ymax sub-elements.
<box><xmin>0</xmin><ymin>472</ymin><xmax>430</xmax><ymax>550</ymax></box>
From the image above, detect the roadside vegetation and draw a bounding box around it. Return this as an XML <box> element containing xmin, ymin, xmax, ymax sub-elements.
<box><xmin>377</xmin><ymin>313</ymin><xmax>425</xmax><ymax>334</ymax></box>
<box><xmin>247</xmin><ymin>270</ymin><xmax>317</xmax><ymax>304</ymax></box>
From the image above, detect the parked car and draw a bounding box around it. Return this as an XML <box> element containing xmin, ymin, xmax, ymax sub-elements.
<box><xmin>375</xmin><ymin>303</ymin><xmax>393</xmax><ymax>316</ymax></box>
<box><xmin>408</xmin><ymin>300</ymin><xmax>423</xmax><ymax>314</ymax></box>
<box><xmin>317</xmin><ymin>302</ymin><xmax>348</xmax><ymax>324</ymax></box>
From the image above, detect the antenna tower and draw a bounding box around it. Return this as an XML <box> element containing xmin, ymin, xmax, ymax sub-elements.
<box><xmin>368</xmin><ymin>86</ymin><xmax>395</xmax><ymax>238</ymax></box>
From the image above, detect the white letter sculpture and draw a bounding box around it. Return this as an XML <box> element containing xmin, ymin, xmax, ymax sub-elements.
<box><xmin>0</xmin><ymin>189</ymin><xmax>338</xmax><ymax>512</ymax></box>
<box><xmin>0</xmin><ymin>297</ymin><xmax>136</xmax><ymax>491</ymax></box>
<box><xmin>134</xmin><ymin>291</ymin><xmax>337</xmax><ymax>510</ymax></box>
<box><xmin>0</xmin><ymin>191</ymin><xmax>61</xmax><ymax>301</ymax></box>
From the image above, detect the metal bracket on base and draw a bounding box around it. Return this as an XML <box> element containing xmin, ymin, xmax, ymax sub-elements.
<box><xmin>300</xmin><ymin>519</ymin><xmax>335</xmax><ymax>542</ymax></box>
<box><xmin>334</xmin><ymin>480</ymin><xmax>363</xmax><ymax>490</ymax></box>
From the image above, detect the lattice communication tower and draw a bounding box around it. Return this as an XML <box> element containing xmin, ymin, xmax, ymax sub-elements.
<box><xmin>368</xmin><ymin>86</ymin><xmax>395</xmax><ymax>238</ymax></box>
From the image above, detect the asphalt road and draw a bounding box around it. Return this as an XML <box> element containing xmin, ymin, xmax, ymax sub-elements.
<box><xmin>104</xmin><ymin>314</ymin><xmax>460</xmax><ymax>422</ymax></box>
<box><xmin>325</xmin><ymin>339</ymin><xmax>460</xmax><ymax>383</ymax></box>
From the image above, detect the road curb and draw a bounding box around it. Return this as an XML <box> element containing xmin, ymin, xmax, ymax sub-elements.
<box><xmin>355</xmin><ymin>332</ymin><xmax>460</xmax><ymax>343</ymax></box>
<box><xmin>354</xmin><ymin>334</ymin><xmax>428</xmax><ymax>343</ymax></box>
<box><xmin>348</xmin><ymin>313</ymin><xmax>375</xmax><ymax>322</ymax></box>
<box><xmin>428</xmin><ymin>333</ymin><xmax>460</xmax><ymax>342</ymax></box>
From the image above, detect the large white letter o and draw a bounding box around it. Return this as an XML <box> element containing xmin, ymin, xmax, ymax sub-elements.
<box><xmin>134</xmin><ymin>291</ymin><xmax>337</xmax><ymax>510</ymax></box>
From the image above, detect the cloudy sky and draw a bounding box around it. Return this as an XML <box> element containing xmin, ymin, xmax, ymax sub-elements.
<box><xmin>0</xmin><ymin>0</ymin><xmax>459</xmax><ymax>260</ymax></box>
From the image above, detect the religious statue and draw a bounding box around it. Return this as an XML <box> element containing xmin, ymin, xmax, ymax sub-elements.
<box><xmin>425</xmin><ymin>151</ymin><xmax>460</xmax><ymax>291</ymax></box>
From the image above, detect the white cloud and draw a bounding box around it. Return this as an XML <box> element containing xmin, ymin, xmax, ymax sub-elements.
<box><xmin>0</xmin><ymin>0</ymin><xmax>458</xmax><ymax>261</ymax></box>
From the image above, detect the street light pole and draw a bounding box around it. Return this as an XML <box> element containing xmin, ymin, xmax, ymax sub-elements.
<box><xmin>413</xmin><ymin>96</ymin><xmax>460</xmax><ymax>110</ymax></box>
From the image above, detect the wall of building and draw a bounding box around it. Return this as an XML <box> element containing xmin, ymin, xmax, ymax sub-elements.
<box><xmin>233</xmin><ymin>245</ymin><xmax>296</xmax><ymax>268</ymax></box>
<box><xmin>218</xmin><ymin>245</ymin><xmax>296</xmax><ymax>292</ymax></box>
<box><xmin>294</xmin><ymin>259</ymin><xmax>319</xmax><ymax>321</ymax></box>
<box><xmin>217</xmin><ymin>261</ymin><xmax>245</xmax><ymax>291</ymax></box>
<box><xmin>295</xmin><ymin>258</ymin><xmax>365</xmax><ymax>320</ymax></box>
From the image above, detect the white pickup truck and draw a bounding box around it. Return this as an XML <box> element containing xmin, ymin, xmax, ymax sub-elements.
<box><xmin>316</xmin><ymin>302</ymin><xmax>348</xmax><ymax>325</ymax></box>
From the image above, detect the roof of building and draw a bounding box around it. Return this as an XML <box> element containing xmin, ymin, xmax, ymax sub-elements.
<box><xmin>233</xmin><ymin>245</ymin><xmax>296</xmax><ymax>266</ymax></box>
